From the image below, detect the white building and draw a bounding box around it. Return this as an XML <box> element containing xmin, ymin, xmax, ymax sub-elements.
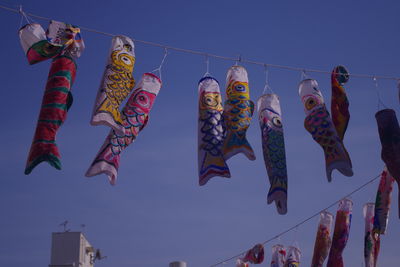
<box><xmin>49</xmin><ymin>232</ymin><xmax>95</xmax><ymax>267</ymax></box>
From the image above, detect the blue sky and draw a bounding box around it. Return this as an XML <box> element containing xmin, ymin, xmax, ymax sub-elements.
<box><xmin>0</xmin><ymin>0</ymin><xmax>399</xmax><ymax>266</ymax></box>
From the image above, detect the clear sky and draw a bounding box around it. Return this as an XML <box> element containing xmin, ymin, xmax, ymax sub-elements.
<box><xmin>0</xmin><ymin>0</ymin><xmax>399</xmax><ymax>266</ymax></box>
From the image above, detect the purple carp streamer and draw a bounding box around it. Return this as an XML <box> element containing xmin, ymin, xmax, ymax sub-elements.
<box><xmin>299</xmin><ymin>79</ymin><xmax>353</xmax><ymax>182</ymax></box>
<box><xmin>375</xmin><ymin>109</ymin><xmax>400</xmax><ymax>218</ymax></box>
<box><xmin>327</xmin><ymin>198</ymin><xmax>353</xmax><ymax>267</ymax></box>
<box><xmin>331</xmin><ymin>65</ymin><xmax>350</xmax><ymax>141</ymax></box>
<box><xmin>284</xmin><ymin>246</ymin><xmax>301</xmax><ymax>267</ymax></box>
<box><xmin>222</xmin><ymin>65</ymin><xmax>255</xmax><ymax>161</ymax></box>
<box><xmin>373</xmin><ymin>167</ymin><xmax>395</xmax><ymax>234</ymax></box>
<box><xmin>257</xmin><ymin>93</ymin><xmax>288</xmax><ymax>214</ymax></box>
<box><xmin>198</xmin><ymin>77</ymin><xmax>230</xmax><ymax>186</ymax></box>
<box><xmin>364</xmin><ymin>203</ymin><xmax>380</xmax><ymax>267</ymax></box>
<box><xmin>86</xmin><ymin>73</ymin><xmax>161</xmax><ymax>184</ymax></box>
<box><xmin>90</xmin><ymin>36</ymin><xmax>136</xmax><ymax>135</ymax></box>
<box><xmin>311</xmin><ymin>211</ymin><xmax>333</xmax><ymax>267</ymax></box>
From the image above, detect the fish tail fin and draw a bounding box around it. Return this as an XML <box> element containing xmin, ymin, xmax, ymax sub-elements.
<box><xmin>325</xmin><ymin>145</ymin><xmax>353</xmax><ymax>182</ymax></box>
<box><xmin>223</xmin><ymin>131</ymin><xmax>256</xmax><ymax>161</ymax></box>
<box><xmin>25</xmin><ymin>140</ymin><xmax>61</xmax><ymax>174</ymax></box>
<box><xmin>267</xmin><ymin>178</ymin><xmax>288</xmax><ymax>215</ymax></box>
<box><xmin>199</xmin><ymin>151</ymin><xmax>230</xmax><ymax>186</ymax></box>
<box><xmin>85</xmin><ymin>143</ymin><xmax>119</xmax><ymax>185</ymax></box>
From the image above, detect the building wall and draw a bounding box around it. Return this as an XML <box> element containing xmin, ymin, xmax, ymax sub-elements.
<box><xmin>50</xmin><ymin>232</ymin><xmax>94</xmax><ymax>267</ymax></box>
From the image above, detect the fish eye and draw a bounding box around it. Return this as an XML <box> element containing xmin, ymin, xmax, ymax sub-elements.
<box><xmin>305</xmin><ymin>97</ymin><xmax>318</xmax><ymax>110</ymax></box>
<box><xmin>272</xmin><ymin>116</ymin><xmax>282</xmax><ymax>128</ymax></box>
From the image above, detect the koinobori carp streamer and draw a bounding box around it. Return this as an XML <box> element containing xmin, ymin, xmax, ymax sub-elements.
<box><xmin>86</xmin><ymin>73</ymin><xmax>161</xmax><ymax>184</ymax></box>
<box><xmin>299</xmin><ymin>78</ymin><xmax>353</xmax><ymax>182</ymax></box>
<box><xmin>198</xmin><ymin>76</ymin><xmax>230</xmax><ymax>185</ymax></box>
<box><xmin>257</xmin><ymin>93</ymin><xmax>288</xmax><ymax>214</ymax></box>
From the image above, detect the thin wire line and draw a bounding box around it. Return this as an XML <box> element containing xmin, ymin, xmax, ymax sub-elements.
<box><xmin>1</xmin><ymin>4</ymin><xmax>399</xmax><ymax>81</ymax></box>
<box><xmin>209</xmin><ymin>173</ymin><xmax>381</xmax><ymax>267</ymax></box>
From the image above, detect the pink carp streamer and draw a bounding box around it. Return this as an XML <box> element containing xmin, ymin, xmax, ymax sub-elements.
<box><xmin>86</xmin><ymin>73</ymin><xmax>161</xmax><ymax>184</ymax></box>
<box><xmin>327</xmin><ymin>198</ymin><xmax>353</xmax><ymax>267</ymax></box>
<box><xmin>375</xmin><ymin>109</ymin><xmax>400</xmax><ymax>218</ymax></box>
<box><xmin>364</xmin><ymin>203</ymin><xmax>380</xmax><ymax>267</ymax></box>
<box><xmin>373</xmin><ymin>167</ymin><xmax>395</xmax><ymax>234</ymax></box>
<box><xmin>283</xmin><ymin>245</ymin><xmax>301</xmax><ymax>267</ymax></box>
<box><xmin>299</xmin><ymin>79</ymin><xmax>353</xmax><ymax>182</ymax></box>
<box><xmin>311</xmin><ymin>211</ymin><xmax>333</xmax><ymax>267</ymax></box>
<box><xmin>271</xmin><ymin>244</ymin><xmax>286</xmax><ymax>267</ymax></box>
<box><xmin>331</xmin><ymin>65</ymin><xmax>350</xmax><ymax>141</ymax></box>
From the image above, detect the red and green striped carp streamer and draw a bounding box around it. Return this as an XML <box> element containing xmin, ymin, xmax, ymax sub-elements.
<box><xmin>86</xmin><ymin>73</ymin><xmax>161</xmax><ymax>185</ymax></box>
<box><xmin>311</xmin><ymin>211</ymin><xmax>333</xmax><ymax>267</ymax></box>
<box><xmin>331</xmin><ymin>65</ymin><xmax>350</xmax><ymax>141</ymax></box>
<box><xmin>21</xmin><ymin>21</ymin><xmax>84</xmax><ymax>174</ymax></box>
<box><xmin>25</xmin><ymin>55</ymin><xmax>76</xmax><ymax>174</ymax></box>
<box><xmin>327</xmin><ymin>198</ymin><xmax>353</xmax><ymax>267</ymax></box>
<box><xmin>299</xmin><ymin>79</ymin><xmax>353</xmax><ymax>182</ymax></box>
<box><xmin>19</xmin><ymin>23</ymin><xmax>63</xmax><ymax>65</ymax></box>
<box><xmin>373</xmin><ymin>167</ymin><xmax>395</xmax><ymax>234</ymax></box>
<box><xmin>364</xmin><ymin>203</ymin><xmax>380</xmax><ymax>267</ymax></box>
<box><xmin>375</xmin><ymin>109</ymin><xmax>400</xmax><ymax>218</ymax></box>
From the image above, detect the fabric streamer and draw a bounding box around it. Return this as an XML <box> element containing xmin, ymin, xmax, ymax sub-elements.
<box><xmin>23</xmin><ymin>20</ymin><xmax>84</xmax><ymax>174</ymax></box>
<box><xmin>373</xmin><ymin>167</ymin><xmax>395</xmax><ymax>234</ymax></box>
<box><xmin>311</xmin><ymin>211</ymin><xmax>333</xmax><ymax>267</ymax></box>
<box><xmin>90</xmin><ymin>36</ymin><xmax>135</xmax><ymax>135</ymax></box>
<box><xmin>327</xmin><ymin>198</ymin><xmax>353</xmax><ymax>267</ymax></box>
<box><xmin>375</xmin><ymin>109</ymin><xmax>400</xmax><ymax>218</ymax></box>
<box><xmin>46</xmin><ymin>20</ymin><xmax>85</xmax><ymax>58</ymax></box>
<box><xmin>25</xmin><ymin>55</ymin><xmax>77</xmax><ymax>174</ymax></box>
<box><xmin>222</xmin><ymin>65</ymin><xmax>255</xmax><ymax>161</ymax></box>
<box><xmin>19</xmin><ymin>23</ymin><xmax>64</xmax><ymax>65</ymax></box>
<box><xmin>299</xmin><ymin>78</ymin><xmax>353</xmax><ymax>182</ymax></box>
<box><xmin>198</xmin><ymin>76</ymin><xmax>230</xmax><ymax>185</ymax></box>
<box><xmin>241</xmin><ymin>244</ymin><xmax>264</xmax><ymax>264</ymax></box>
<box><xmin>86</xmin><ymin>73</ymin><xmax>161</xmax><ymax>184</ymax></box>
<box><xmin>236</xmin><ymin>259</ymin><xmax>249</xmax><ymax>267</ymax></box>
<box><xmin>283</xmin><ymin>245</ymin><xmax>301</xmax><ymax>267</ymax></box>
<box><xmin>331</xmin><ymin>65</ymin><xmax>350</xmax><ymax>141</ymax></box>
<box><xmin>257</xmin><ymin>93</ymin><xmax>288</xmax><ymax>214</ymax></box>
<box><xmin>364</xmin><ymin>203</ymin><xmax>380</xmax><ymax>267</ymax></box>
<box><xmin>271</xmin><ymin>244</ymin><xmax>286</xmax><ymax>267</ymax></box>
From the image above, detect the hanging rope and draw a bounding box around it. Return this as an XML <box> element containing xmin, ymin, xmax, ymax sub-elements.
<box><xmin>1</xmin><ymin>4</ymin><xmax>399</xmax><ymax>81</ymax></box>
<box><xmin>151</xmin><ymin>48</ymin><xmax>169</xmax><ymax>80</ymax></box>
<box><xmin>209</xmin><ymin>173</ymin><xmax>381</xmax><ymax>266</ymax></box>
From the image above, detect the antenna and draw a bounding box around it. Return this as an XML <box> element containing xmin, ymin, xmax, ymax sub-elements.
<box><xmin>80</xmin><ymin>224</ymin><xmax>86</xmax><ymax>232</ymax></box>
<box><xmin>90</xmin><ymin>249</ymin><xmax>107</xmax><ymax>264</ymax></box>
<box><xmin>59</xmin><ymin>220</ymin><xmax>70</xmax><ymax>232</ymax></box>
